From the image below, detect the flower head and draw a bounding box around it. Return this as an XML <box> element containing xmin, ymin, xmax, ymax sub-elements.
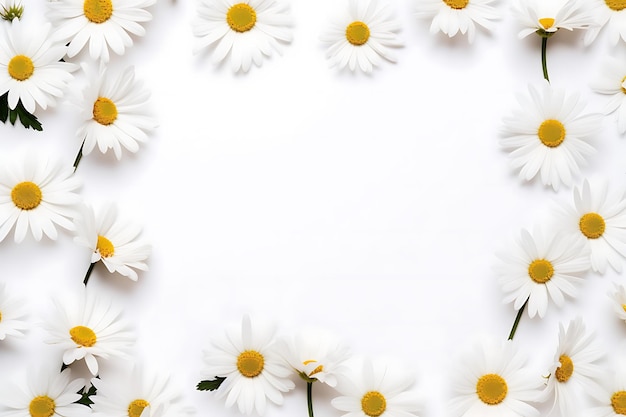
<box><xmin>609</xmin><ymin>282</ymin><xmax>626</xmax><ymax>322</ymax></box>
<box><xmin>0</xmin><ymin>282</ymin><xmax>28</xmax><ymax>340</ymax></box>
<box><xmin>590</xmin><ymin>57</ymin><xmax>626</xmax><ymax>134</ymax></box>
<box><xmin>584</xmin><ymin>0</ymin><xmax>626</xmax><ymax>46</ymax></box>
<box><xmin>513</xmin><ymin>0</ymin><xmax>596</xmax><ymax>38</ymax></box>
<box><xmin>586</xmin><ymin>365</ymin><xmax>626</xmax><ymax>417</ymax></box>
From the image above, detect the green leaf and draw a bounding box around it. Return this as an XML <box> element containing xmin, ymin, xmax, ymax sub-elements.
<box><xmin>75</xmin><ymin>384</ymin><xmax>97</xmax><ymax>407</ymax></box>
<box><xmin>0</xmin><ymin>92</ymin><xmax>43</xmax><ymax>131</ymax></box>
<box><xmin>196</xmin><ymin>377</ymin><xmax>226</xmax><ymax>391</ymax></box>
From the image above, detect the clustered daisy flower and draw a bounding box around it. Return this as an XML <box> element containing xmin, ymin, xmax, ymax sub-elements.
<box><xmin>590</xmin><ymin>56</ymin><xmax>626</xmax><ymax>134</ymax></box>
<box><xmin>0</xmin><ymin>282</ymin><xmax>28</xmax><ymax>340</ymax></box>
<box><xmin>512</xmin><ymin>0</ymin><xmax>595</xmax><ymax>38</ymax></box>
<box><xmin>587</xmin><ymin>369</ymin><xmax>626</xmax><ymax>417</ymax></box>
<box><xmin>584</xmin><ymin>0</ymin><xmax>626</xmax><ymax>46</ymax></box>
<box><xmin>608</xmin><ymin>282</ymin><xmax>626</xmax><ymax>323</ymax></box>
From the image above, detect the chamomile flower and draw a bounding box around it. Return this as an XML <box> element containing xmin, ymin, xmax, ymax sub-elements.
<box><xmin>587</xmin><ymin>369</ymin><xmax>626</xmax><ymax>417</ymax></box>
<box><xmin>494</xmin><ymin>228</ymin><xmax>590</xmax><ymax>318</ymax></box>
<box><xmin>449</xmin><ymin>338</ymin><xmax>541</xmax><ymax>417</ymax></box>
<box><xmin>608</xmin><ymin>283</ymin><xmax>626</xmax><ymax>322</ymax></box>
<box><xmin>0</xmin><ymin>154</ymin><xmax>81</xmax><ymax>243</ymax></box>
<box><xmin>320</xmin><ymin>0</ymin><xmax>402</xmax><ymax>73</ymax></box>
<box><xmin>542</xmin><ymin>318</ymin><xmax>604</xmax><ymax>416</ymax></box>
<box><xmin>512</xmin><ymin>0</ymin><xmax>595</xmax><ymax>38</ymax></box>
<box><xmin>192</xmin><ymin>0</ymin><xmax>293</xmax><ymax>73</ymax></box>
<box><xmin>590</xmin><ymin>57</ymin><xmax>626</xmax><ymax>134</ymax></box>
<box><xmin>76</xmin><ymin>66</ymin><xmax>156</xmax><ymax>161</ymax></box>
<box><xmin>0</xmin><ymin>282</ymin><xmax>28</xmax><ymax>340</ymax></box>
<box><xmin>414</xmin><ymin>0</ymin><xmax>500</xmax><ymax>43</ymax></box>
<box><xmin>0</xmin><ymin>18</ymin><xmax>75</xmax><ymax>113</ymax></box>
<box><xmin>0</xmin><ymin>366</ymin><xmax>88</xmax><ymax>417</ymax></box>
<box><xmin>331</xmin><ymin>357</ymin><xmax>420</xmax><ymax>417</ymax></box>
<box><xmin>202</xmin><ymin>315</ymin><xmax>295</xmax><ymax>415</ymax></box>
<box><xmin>583</xmin><ymin>0</ymin><xmax>626</xmax><ymax>46</ymax></box>
<box><xmin>500</xmin><ymin>82</ymin><xmax>600</xmax><ymax>191</ymax></box>
<box><xmin>43</xmin><ymin>286</ymin><xmax>134</xmax><ymax>376</ymax></box>
<box><xmin>74</xmin><ymin>203</ymin><xmax>151</xmax><ymax>282</ymax></box>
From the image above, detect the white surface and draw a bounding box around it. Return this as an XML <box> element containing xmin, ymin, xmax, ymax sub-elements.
<box><xmin>1</xmin><ymin>1</ymin><xmax>626</xmax><ymax>416</ymax></box>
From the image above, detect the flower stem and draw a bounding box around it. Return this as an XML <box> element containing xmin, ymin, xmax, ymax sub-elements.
<box><xmin>507</xmin><ymin>298</ymin><xmax>528</xmax><ymax>340</ymax></box>
<box><xmin>73</xmin><ymin>140</ymin><xmax>85</xmax><ymax>172</ymax></box>
<box><xmin>307</xmin><ymin>381</ymin><xmax>314</xmax><ymax>417</ymax></box>
<box><xmin>541</xmin><ymin>37</ymin><xmax>550</xmax><ymax>82</ymax></box>
<box><xmin>83</xmin><ymin>262</ymin><xmax>96</xmax><ymax>286</ymax></box>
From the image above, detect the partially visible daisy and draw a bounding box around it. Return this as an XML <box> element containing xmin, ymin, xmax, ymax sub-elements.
<box><xmin>500</xmin><ymin>82</ymin><xmax>601</xmax><ymax>191</ymax></box>
<box><xmin>43</xmin><ymin>286</ymin><xmax>134</xmax><ymax>376</ymax></box>
<box><xmin>0</xmin><ymin>154</ymin><xmax>81</xmax><ymax>243</ymax></box>
<box><xmin>47</xmin><ymin>0</ymin><xmax>156</xmax><ymax>62</ymax></box>
<box><xmin>0</xmin><ymin>282</ymin><xmax>28</xmax><ymax>340</ymax></box>
<box><xmin>541</xmin><ymin>318</ymin><xmax>604</xmax><ymax>416</ymax></box>
<box><xmin>202</xmin><ymin>315</ymin><xmax>295</xmax><ymax>415</ymax></box>
<box><xmin>192</xmin><ymin>0</ymin><xmax>293</xmax><ymax>73</ymax></box>
<box><xmin>583</xmin><ymin>0</ymin><xmax>626</xmax><ymax>46</ymax></box>
<box><xmin>512</xmin><ymin>0</ymin><xmax>596</xmax><ymax>38</ymax></box>
<box><xmin>74</xmin><ymin>203</ymin><xmax>151</xmax><ymax>282</ymax></box>
<box><xmin>0</xmin><ymin>0</ymin><xmax>23</xmax><ymax>21</ymax></box>
<box><xmin>414</xmin><ymin>0</ymin><xmax>500</xmax><ymax>43</ymax></box>
<box><xmin>76</xmin><ymin>65</ymin><xmax>156</xmax><ymax>161</ymax></box>
<box><xmin>320</xmin><ymin>0</ymin><xmax>402</xmax><ymax>73</ymax></box>
<box><xmin>449</xmin><ymin>338</ymin><xmax>542</xmax><ymax>417</ymax></box>
<box><xmin>0</xmin><ymin>17</ymin><xmax>75</xmax><ymax>113</ymax></box>
<box><xmin>587</xmin><ymin>367</ymin><xmax>626</xmax><ymax>417</ymax></box>
<box><xmin>0</xmin><ymin>366</ymin><xmax>88</xmax><ymax>417</ymax></box>
<box><xmin>494</xmin><ymin>227</ymin><xmax>590</xmax><ymax>319</ymax></box>
<box><xmin>608</xmin><ymin>282</ymin><xmax>626</xmax><ymax>322</ymax></box>
<box><xmin>331</xmin><ymin>357</ymin><xmax>420</xmax><ymax>417</ymax></box>
<box><xmin>590</xmin><ymin>57</ymin><xmax>626</xmax><ymax>134</ymax></box>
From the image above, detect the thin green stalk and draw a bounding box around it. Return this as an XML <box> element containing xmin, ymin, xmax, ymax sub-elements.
<box><xmin>508</xmin><ymin>298</ymin><xmax>528</xmax><ymax>340</ymax></box>
<box><xmin>307</xmin><ymin>381</ymin><xmax>314</xmax><ymax>417</ymax></box>
<box><xmin>83</xmin><ymin>262</ymin><xmax>96</xmax><ymax>286</ymax></box>
<box><xmin>541</xmin><ymin>37</ymin><xmax>550</xmax><ymax>82</ymax></box>
<box><xmin>73</xmin><ymin>140</ymin><xmax>84</xmax><ymax>172</ymax></box>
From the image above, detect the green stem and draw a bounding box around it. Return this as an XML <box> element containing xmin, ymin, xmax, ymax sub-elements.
<box><xmin>307</xmin><ymin>381</ymin><xmax>314</xmax><ymax>417</ymax></box>
<box><xmin>508</xmin><ymin>298</ymin><xmax>528</xmax><ymax>340</ymax></box>
<box><xmin>73</xmin><ymin>140</ymin><xmax>85</xmax><ymax>172</ymax></box>
<box><xmin>541</xmin><ymin>36</ymin><xmax>550</xmax><ymax>82</ymax></box>
<box><xmin>83</xmin><ymin>262</ymin><xmax>96</xmax><ymax>286</ymax></box>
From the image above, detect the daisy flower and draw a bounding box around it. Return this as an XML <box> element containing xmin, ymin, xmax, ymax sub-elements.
<box><xmin>512</xmin><ymin>0</ymin><xmax>595</xmax><ymax>38</ymax></box>
<box><xmin>320</xmin><ymin>0</ymin><xmax>402</xmax><ymax>73</ymax></box>
<box><xmin>500</xmin><ymin>82</ymin><xmax>601</xmax><ymax>191</ymax></box>
<box><xmin>0</xmin><ymin>153</ymin><xmax>81</xmax><ymax>243</ymax></box>
<box><xmin>0</xmin><ymin>282</ymin><xmax>28</xmax><ymax>340</ymax></box>
<box><xmin>331</xmin><ymin>357</ymin><xmax>421</xmax><ymax>417</ymax></box>
<box><xmin>590</xmin><ymin>57</ymin><xmax>626</xmax><ymax>134</ymax></box>
<box><xmin>414</xmin><ymin>0</ymin><xmax>500</xmax><ymax>43</ymax></box>
<box><xmin>583</xmin><ymin>0</ymin><xmax>626</xmax><ymax>46</ymax></box>
<box><xmin>47</xmin><ymin>0</ymin><xmax>156</xmax><ymax>62</ymax></box>
<box><xmin>587</xmin><ymin>368</ymin><xmax>626</xmax><ymax>417</ymax></box>
<box><xmin>202</xmin><ymin>315</ymin><xmax>295</xmax><ymax>415</ymax></box>
<box><xmin>0</xmin><ymin>0</ymin><xmax>23</xmax><ymax>21</ymax></box>
<box><xmin>0</xmin><ymin>17</ymin><xmax>75</xmax><ymax>114</ymax></box>
<box><xmin>0</xmin><ymin>366</ymin><xmax>88</xmax><ymax>417</ymax></box>
<box><xmin>192</xmin><ymin>0</ymin><xmax>293</xmax><ymax>73</ymax></box>
<box><xmin>91</xmin><ymin>365</ymin><xmax>179</xmax><ymax>417</ymax></box>
<box><xmin>74</xmin><ymin>203</ymin><xmax>151</xmax><ymax>282</ymax></box>
<box><xmin>541</xmin><ymin>318</ymin><xmax>604</xmax><ymax>416</ymax></box>
<box><xmin>494</xmin><ymin>227</ymin><xmax>590</xmax><ymax>319</ymax></box>
<box><xmin>43</xmin><ymin>286</ymin><xmax>134</xmax><ymax>376</ymax></box>
<box><xmin>76</xmin><ymin>65</ymin><xmax>156</xmax><ymax>161</ymax></box>
<box><xmin>449</xmin><ymin>338</ymin><xmax>541</xmax><ymax>417</ymax></box>
<box><xmin>609</xmin><ymin>282</ymin><xmax>626</xmax><ymax>322</ymax></box>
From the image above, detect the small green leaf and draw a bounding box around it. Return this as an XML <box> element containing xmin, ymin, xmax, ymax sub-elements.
<box><xmin>75</xmin><ymin>384</ymin><xmax>97</xmax><ymax>407</ymax></box>
<box><xmin>0</xmin><ymin>93</ymin><xmax>43</xmax><ymax>131</ymax></box>
<box><xmin>196</xmin><ymin>377</ymin><xmax>226</xmax><ymax>391</ymax></box>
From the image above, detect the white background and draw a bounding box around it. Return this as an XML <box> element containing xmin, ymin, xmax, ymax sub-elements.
<box><xmin>2</xmin><ymin>0</ymin><xmax>626</xmax><ymax>416</ymax></box>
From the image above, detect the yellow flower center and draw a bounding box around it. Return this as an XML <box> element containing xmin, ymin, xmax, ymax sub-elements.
<box><xmin>579</xmin><ymin>212</ymin><xmax>606</xmax><ymax>239</ymax></box>
<box><xmin>476</xmin><ymin>373</ymin><xmax>508</xmax><ymax>405</ymax></box>
<box><xmin>528</xmin><ymin>259</ymin><xmax>554</xmax><ymax>284</ymax></box>
<box><xmin>97</xmin><ymin>235</ymin><xmax>115</xmax><ymax>258</ymax></box>
<box><xmin>226</xmin><ymin>3</ymin><xmax>257</xmax><ymax>33</ymax></box>
<box><xmin>303</xmin><ymin>360</ymin><xmax>324</xmax><ymax>377</ymax></box>
<box><xmin>93</xmin><ymin>97</ymin><xmax>118</xmax><ymax>125</ymax></box>
<box><xmin>11</xmin><ymin>182</ymin><xmax>42</xmax><ymax>211</ymax></box>
<box><xmin>622</xmin><ymin>304</ymin><xmax>626</xmax><ymax>313</ymax></box>
<box><xmin>612</xmin><ymin>391</ymin><xmax>626</xmax><ymax>415</ymax></box>
<box><xmin>555</xmin><ymin>354</ymin><xmax>574</xmax><ymax>382</ymax></box>
<box><xmin>605</xmin><ymin>0</ymin><xmax>626</xmax><ymax>11</ymax></box>
<box><xmin>128</xmin><ymin>399</ymin><xmax>150</xmax><ymax>417</ymax></box>
<box><xmin>538</xmin><ymin>119</ymin><xmax>566</xmax><ymax>148</ymax></box>
<box><xmin>83</xmin><ymin>0</ymin><xmax>113</xmax><ymax>23</ymax></box>
<box><xmin>237</xmin><ymin>350</ymin><xmax>264</xmax><ymax>377</ymax></box>
<box><xmin>346</xmin><ymin>21</ymin><xmax>370</xmax><ymax>46</ymax></box>
<box><xmin>69</xmin><ymin>325</ymin><xmax>97</xmax><ymax>347</ymax></box>
<box><xmin>621</xmin><ymin>76</ymin><xmax>626</xmax><ymax>95</ymax></box>
<box><xmin>539</xmin><ymin>17</ymin><xmax>555</xmax><ymax>29</ymax></box>
<box><xmin>29</xmin><ymin>396</ymin><xmax>55</xmax><ymax>417</ymax></box>
<box><xmin>443</xmin><ymin>0</ymin><xmax>469</xmax><ymax>9</ymax></box>
<box><xmin>8</xmin><ymin>55</ymin><xmax>34</xmax><ymax>81</ymax></box>
<box><xmin>361</xmin><ymin>391</ymin><xmax>387</xmax><ymax>417</ymax></box>
<box><xmin>0</xmin><ymin>311</ymin><xmax>2</xmax><ymax>322</ymax></box>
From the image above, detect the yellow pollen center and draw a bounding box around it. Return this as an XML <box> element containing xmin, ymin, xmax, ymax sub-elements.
<box><xmin>0</xmin><ymin>311</ymin><xmax>2</xmax><ymax>322</ymax></box>
<box><xmin>539</xmin><ymin>17</ymin><xmax>555</xmax><ymax>29</ymax></box>
<box><xmin>93</xmin><ymin>97</ymin><xmax>118</xmax><ymax>125</ymax></box>
<box><xmin>237</xmin><ymin>350</ymin><xmax>264</xmax><ymax>378</ymax></box>
<box><xmin>605</xmin><ymin>0</ymin><xmax>626</xmax><ymax>11</ymax></box>
<box><xmin>128</xmin><ymin>399</ymin><xmax>150</xmax><ymax>417</ymax></box>
<box><xmin>29</xmin><ymin>396</ymin><xmax>55</xmax><ymax>417</ymax></box>
<box><xmin>612</xmin><ymin>391</ymin><xmax>626</xmax><ymax>415</ymax></box>
<box><xmin>621</xmin><ymin>76</ymin><xmax>626</xmax><ymax>95</ymax></box>
<box><xmin>8</xmin><ymin>55</ymin><xmax>34</xmax><ymax>81</ymax></box>
<box><xmin>11</xmin><ymin>182</ymin><xmax>42</xmax><ymax>211</ymax></box>
<box><xmin>476</xmin><ymin>373</ymin><xmax>508</xmax><ymax>405</ymax></box>
<box><xmin>83</xmin><ymin>0</ymin><xmax>113</xmax><ymax>23</ymax></box>
<box><xmin>579</xmin><ymin>212</ymin><xmax>606</xmax><ymax>239</ymax></box>
<box><xmin>69</xmin><ymin>325</ymin><xmax>97</xmax><ymax>347</ymax></box>
<box><xmin>97</xmin><ymin>235</ymin><xmax>115</xmax><ymax>258</ymax></box>
<box><xmin>622</xmin><ymin>304</ymin><xmax>626</xmax><ymax>313</ymax></box>
<box><xmin>443</xmin><ymin>0</ymin><xmax>469</xmax><ymax>9</ymax></box>
<box><xmin>555</xmin><ymin>354</ymin><xmax>574</xmax><ymax>382</ymax></box>
<box><xmin>361</xmin><ymin>391</ymin><xmax>387</xmax><ymax>417</ymax></box>
<box><xmin>528</xmin><ymin>259</ymin><xmax>554</xmax><ymax>284</ymax></box>
<box><xmin>538</xmin><ymin>119</ymin><xmax>566</xmax><ymax>147</ymax></box>
<box><xmin>226</xmin><ymin>3</ymin><xmax>257</xmax><ymax>33</ymax></box>
<box><xmin>346</xmin><ymin>21</ymin><xmax>370</xmax><ymax>46</ymax></box>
